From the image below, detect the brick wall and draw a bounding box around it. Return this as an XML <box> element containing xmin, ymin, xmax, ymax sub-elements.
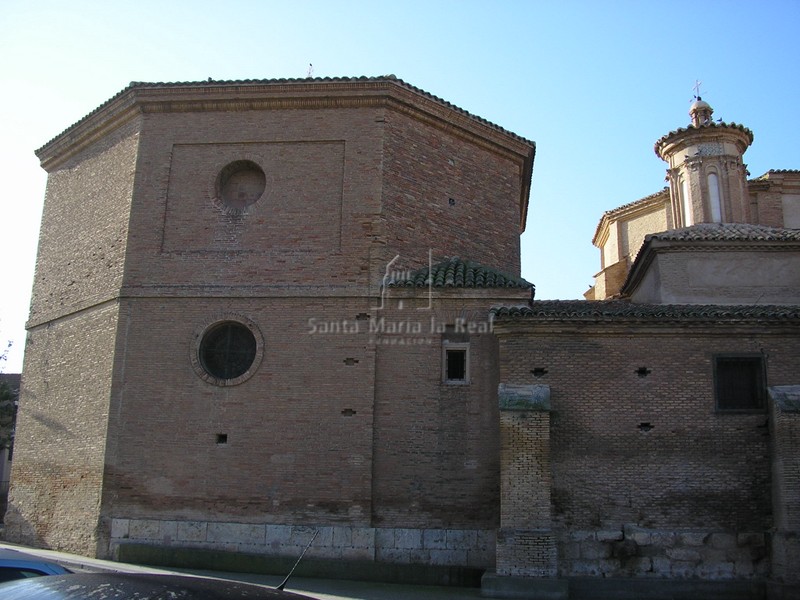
<box><xmin>371</xmin><ymin>296</ymin><xmax>507</xmax><ymax>530</ymax></box>
<box><xmin>497</xmin><ymin>389</ymin><xmax>557</xmax><ymax>578</ymax></box>
<box><xmin>11</xmin><ymin>80</ymin><xmax>533</xmax><ymax>566</ymax></box>
<box><xmin>124</xmin><ymin>107</ymin><xmax>384</xmax><ymax>292</ymax></box>
<box><xmin>495</xmin><ymin>321</ymin><xmax>796</xmax><ymax>580</ymax></box>
<box><xmin>6</xmin><ymin>303</ymin><xmax>121</xmax><ymax>555</ymax></box>
<box><xmin>102</xmin><ymin>297</ymin><xmax>376</xmax><ymax>527</ymax></box>
<box><xmin>28</xmin><ymin>120</ymin><xmax>139</xmax><ymax>327</ymax></box>
<box><xmin>382</xmin><ymin>110</ymin><xmax>523</xmax><ymax>276</ymax></box>
<box><xmin>7</xmin><ymin>117</ymin><xmax>140</xmax><ymax>555</ymax></box>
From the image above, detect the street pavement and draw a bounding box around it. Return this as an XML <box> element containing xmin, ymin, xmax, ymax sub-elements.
<box><xmin>0</xmin><ymin>542</ymin><xmax>484</xmax><ymax>599</ymax></box>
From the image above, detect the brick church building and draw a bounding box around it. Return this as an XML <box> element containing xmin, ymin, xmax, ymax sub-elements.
<box><xmin>5</xmin><ymin>78</ymin><xmax>800</xmax><ymax>599</ymax></box>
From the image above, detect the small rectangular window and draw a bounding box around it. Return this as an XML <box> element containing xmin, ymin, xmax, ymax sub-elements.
<box><xmin>443</xmin><ymin>341</ymin><xmax>469</xmax><ymax>384</ymax></box>
<box><xmin>714</xmin><ymin>355</ymin><xmax>765</xmax><ymax>411</ymax></box>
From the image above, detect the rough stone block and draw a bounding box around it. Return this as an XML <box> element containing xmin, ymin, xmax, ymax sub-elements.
<box><xmin>562</xmin><ymin>542</ymin><xmax>580</xmax><ymax>560</ymax></box>
<box><xmin>652</xmin><ymin>556</ymin><xmax>671</xmax><ymax>576</ymax></box>
<box><xmin>110</xmin><ymin>518</ymin><xmax>129</xmax><ymax>539</ymax></box>
<box><xmin>568</xmin><ymin>530</ymin><xmax>595</xmax><ymax>542</ymax></box>
<box><xmin>447</xmin><ymin>529</ymin><xmax>477</xmax><ymax>549</ymax></box>
<box><xmin>477</xmin><ymin>530</ymin><xmax>496</xmax><ymax>549</ymax></box>
<box><xmin>160</xmin><ymin>520</ymin><xmax>177</xmax><ymax>542</ymax></box>
<box><xmin>207</xmin><ymin>522</ymin><xmax>265</xmax><ymax>545</ymax></box>
<box><xmin>569</xmin><ymin>560</ymin><xmax>601</xmax><ymax>576</ymax></box>
<box><xmin>177</xmin><ymin>521</ymin><xmax>207</xmax><ymax>543</ymax></box>
<box><xmin>430</xmin><ymin>548</ymin><xmax>466</xmax><ymax>566</ymax></box>
<box><xmin>650</xmin><ymin>532</ymin><xmax>677</xmax><ymax>547</ymax></box>
<box><xmin>626</xmin><ymin>556</ymin><xmax>653</xmax><ymax>575</ymax></box>
<box><xmin>598</xmin><ymin>558</ymin><xmax>621</xmax><ymax>574</ymax></box>
<box><xmin>312</xmin><ymin>526</ymin><xmax>333</xmax><ymax>548</ymax></box>
<box><xmin>581</xmin><ymin>541</ymin><xmax>612</xmax><ymax>560</ymax></box>
<box><xmin>737</xmin><ymin>532</ymin><xmax>765</xmax><ymax>547</ymax></box>
<box><xmin>351</xmin><ymin>527</ymin><xmax>375</xmax><ymax>549</ymax></box>
<box><xmin>266</xmin><ymin>525</ymin><xmax>292</xmax><ymax>544</ymax></box>
<box><xmin>332</xmin><ymin>526</ymin><xmax>352</xmax><ymax>547</ymax></box>
<box><xmin>340</xmin><ymin>546</ymin><xmax>375</xmax><ymax>561</ymax></box>
<box><xmin>697</xmin><ymin>561</ymin><xmax>735</xmax><ymax>579</ymax></box>
<box><xmin>395</xmin><ymin>528</ymin><xmax>422</xmax><ymax>549</ymax></box>
<box><xmin>666</xmin><ymin>547</ymin><xmax>701</xmax><ymax>562</ymax></box>
<box><xmin>670</xmin><ymin>561</ymin><xmax>697</xmax><ymax>578</ymax></box>
<box><xmin>467</xmin><ymin>547</ymin><xmax>494</xmax><ymax>567</ymax></box>
<box><xmin>613</xmin><ymin>539</ymin><xmax>640</xmax><ymax>560</ymax></box>
<box><xmin>709</xmin><ymin>532</ymin><xmax>737</xmax><ymax>550</ymax></box>
<box><xmin>678</xmin><ymin>531</ymin><xmax>709</xmax><ymax>547</ymax></box>
<box><xmin>423</xmin><ymin>529</ymin><xmax>447</xmax><ymax>549</ymax></box>
<box><xmin>734</xmin><ymin>559</ymin><xmax>755</xmax><ymax>577</ymax></box>
<box><xmin>597</xmin><ymin>529</ymin><xmax>623</xmax><ymax>542</ymax></box>
<box><xmin>289</xmin><ymin>526</ymin><xmax>317</xmax><ymax>547</ymax></box>
<box><xmin>375</xmin><ymin>528</ymin><xmax>395</xmax><ymax>549</ymax></box>
<box><xmin>129</xmin><ymin>519</ymin><xmax>161</xmax><ymax>540</ymax></box>
<box><xmin>628</xmin><ymin>530</ymin><xmax>651</xmax><ymax>545</ymax></box>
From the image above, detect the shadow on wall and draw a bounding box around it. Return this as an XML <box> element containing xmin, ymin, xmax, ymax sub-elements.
<box><xmin>1</xmin><ymin>501</ymin><xmax>45</xmax><ymax>549</ymax></box>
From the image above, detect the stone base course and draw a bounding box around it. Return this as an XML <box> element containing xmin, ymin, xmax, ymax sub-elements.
<box><xmin>110</xmin><ymin>518</ymin><xmax>494</xmax><ymax>568</ymax></box>
<box><xmin>558</xmin><ymin>526</ymin><xmax>768</xmax><ymax>580</ymax></box>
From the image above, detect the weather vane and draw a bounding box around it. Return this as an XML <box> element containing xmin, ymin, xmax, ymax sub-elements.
<box><xmin>693</xmin><ymin>79</ymin><xmax>703</xmax><ymax>99</ymax></box>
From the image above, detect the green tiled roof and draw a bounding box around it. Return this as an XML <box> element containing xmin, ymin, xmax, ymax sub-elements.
<box><xmin>386</xmin><ymin>257</ymin><xmax>532</xmax><ymax>289</ymax></box>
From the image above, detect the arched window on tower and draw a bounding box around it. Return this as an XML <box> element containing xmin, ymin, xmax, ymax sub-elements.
<box><xmin>708</xmin><ymin>172</ymin><xmax>722</xmax><ymax>223</ymax></box>
<box><xmin>681</xmin><ymin>178</ymin><xmax>693</xmax><ymax>226</ymax></box>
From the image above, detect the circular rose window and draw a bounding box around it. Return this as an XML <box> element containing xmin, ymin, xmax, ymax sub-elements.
<box><xmin>192</xmin><ymin>317</ymin><xmax>263</xmax><ymax>385</ymax></box>
<box><xmin>216</xmin><ymin>160</ymin><xmax>266</xmax><ymax>211</ymax></box>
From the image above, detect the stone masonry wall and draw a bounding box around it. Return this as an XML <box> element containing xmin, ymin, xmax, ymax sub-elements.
<box><xmin>110</xmin><ymin>519</ymin><xmax>495</xmax><ymax>568</ymax></box>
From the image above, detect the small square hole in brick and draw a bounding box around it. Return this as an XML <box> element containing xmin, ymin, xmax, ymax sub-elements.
<box><xmin>216</xmin><ymin>433</ymin><xmax>228</xmax><ymax>445</ymax></box>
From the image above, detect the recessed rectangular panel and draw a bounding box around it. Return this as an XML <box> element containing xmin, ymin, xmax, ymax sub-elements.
<box><xmin>162</xmin><ymin>141</ymin><xmax>344</xmax><ymax>253</ymax></box>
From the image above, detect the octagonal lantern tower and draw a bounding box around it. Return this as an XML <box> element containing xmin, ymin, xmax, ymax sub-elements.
<box><xmin>655</xmin><ymin>97</ymin><xmax>754</xmax><ymax>227</ymax></box>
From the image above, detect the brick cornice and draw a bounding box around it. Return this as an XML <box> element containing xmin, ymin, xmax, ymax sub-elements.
<box><xmin>35</xmin><ymin>78</ymin><xmax>535</xmax><ymax>173</ymax></box>
<box><xmin>36</xmin><ymin>78</ymin><xmax>535</xmax><ymax>230</ymax></box>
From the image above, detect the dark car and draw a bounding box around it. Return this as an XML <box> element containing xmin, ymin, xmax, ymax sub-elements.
<box><xmin>0</xmin><ymin>572</ymin><xmax>319</xmax><ymax>599</ymax></box>
<box><xmin>0</xmin><ymin>547</ymin><xmax>72</xmax><ymax>582</ymax></box>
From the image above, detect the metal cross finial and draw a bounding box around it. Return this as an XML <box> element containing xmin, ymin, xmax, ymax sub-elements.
<box><xmin>693</xmin><ymin>79</ymin><xmax>703</xmax><ymax>99</ymax></box>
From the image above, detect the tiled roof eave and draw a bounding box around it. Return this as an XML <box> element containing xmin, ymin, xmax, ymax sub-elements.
<box><xmin>36</xmin><ymin>76</ymin><xmax>535</xmax><ymax>167</ymax></box>
<box><xmin>591</xmin><ymin>188</ymin><xmax>670</xmax><ymax>246</ymax></box>
<box><xmin>654</xmin><ymin>122</ymin><xmax>754</xmax><ymax>157</ymax></box>
<box><xmin>491</xmin><ymin>301</ymin><xmax>800</xmax><ymax>325</ymax></box>
<box><xmin>385</xmin><ymin>257</ymin><xmax>532</xmax><ymax>290</ymax></box>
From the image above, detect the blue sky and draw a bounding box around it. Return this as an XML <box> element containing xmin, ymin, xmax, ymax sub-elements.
<box><xmin>1</xmin><ymin>0</ymin><xmax>799</xmax><ymax>372</ymax></box>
